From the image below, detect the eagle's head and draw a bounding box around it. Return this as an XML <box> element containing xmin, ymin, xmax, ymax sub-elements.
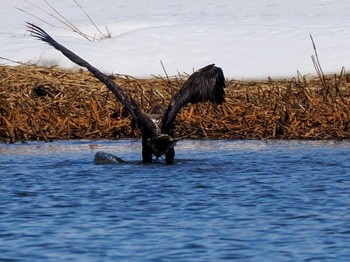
<box><xmin>146</xmin><ymin>134</ymin><xmax>178</xmax><ymax>159</ymax></box>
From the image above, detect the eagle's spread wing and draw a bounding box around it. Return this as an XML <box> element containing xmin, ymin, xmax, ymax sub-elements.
<box><xmin>162</xmin><ymin>64</ymin><xmax>225</xmax><ymax>131</ymax></box>
<box><xmin>26</xmin><ymin>22</ymin><xmax>156</xmax><ymax>134</ymax></box>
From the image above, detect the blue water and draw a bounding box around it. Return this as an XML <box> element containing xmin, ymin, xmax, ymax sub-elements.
<box><xmin>1</xmin><ymin>140</ymin><xmax>350</xmax><ymax>261</ymax></box>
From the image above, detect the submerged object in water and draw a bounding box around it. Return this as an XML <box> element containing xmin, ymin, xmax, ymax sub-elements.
<box><xmin>27</xmin><ymin>23</ymin><xmax>226</xmax><ymax>164</ymax></box>
<box><xmin>94</xmin><ymin>151</ymin><xmax>126</xmax><ymax>164</ymax></box>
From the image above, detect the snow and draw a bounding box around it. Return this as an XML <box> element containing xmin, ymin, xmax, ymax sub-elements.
<box><xmin>1</xmin><ymin>0</ymin><xmax>350</xmax><ymax>80</ymax></box>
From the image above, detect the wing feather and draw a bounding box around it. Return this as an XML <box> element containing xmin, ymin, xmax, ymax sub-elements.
<box><xmin>162</xmin><ymin>64</ymin><xmax>225</xmax><ymax>130</ymax></box>
<box><xmin>26</xmin><ymin>22</ymin><xmax>156</xmax><ymax>133</ymax></box>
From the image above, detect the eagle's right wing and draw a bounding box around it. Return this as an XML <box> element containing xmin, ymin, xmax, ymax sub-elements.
<box><xmin>26</xmin><ymin>22</ymin><xmax>156</xmax><ymax>133</ymax></box>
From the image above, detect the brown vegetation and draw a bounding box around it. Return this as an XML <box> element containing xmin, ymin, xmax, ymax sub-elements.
<box><xmin>1</xmin><ymin>64</ymin><xmax>350</xmax><ymax>143</ymax></box>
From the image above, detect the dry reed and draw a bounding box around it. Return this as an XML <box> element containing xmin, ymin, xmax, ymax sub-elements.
<box><xmin>1</xmin><ymin>64</ymin><xmax>350</xmax><ymax>143</ymax></box>
<box><xmin>2</xmin><ymin>0</ymin><xmax>111</xmax><ymax>41</ymax></box>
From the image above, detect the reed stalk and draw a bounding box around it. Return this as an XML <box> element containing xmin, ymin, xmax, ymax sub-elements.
<box><xmin>1</xmin><ymin>64</ymin><xmax>350</xmax><ymax>143</ymax></box>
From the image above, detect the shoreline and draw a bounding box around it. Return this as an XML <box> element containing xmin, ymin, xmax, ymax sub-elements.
<box><xmin>1</xmin><ymin>64</ymin><xmax>350</xmax><ymax>143</ymax></box>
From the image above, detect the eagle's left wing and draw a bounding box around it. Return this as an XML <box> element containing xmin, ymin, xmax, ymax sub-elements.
<box><xmin>162</xmin><ymin>64</ymin><xmax>225</xmax><ymax>132</ymax></box>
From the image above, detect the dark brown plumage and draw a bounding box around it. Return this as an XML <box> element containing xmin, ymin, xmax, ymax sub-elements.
<box><xmin>26</xmin><ymin>22</ymin><xmax>226</xmax><ymax>164</ymax></box>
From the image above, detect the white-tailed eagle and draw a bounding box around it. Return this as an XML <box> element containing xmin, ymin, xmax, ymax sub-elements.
<box><xmin>26</xmin><ymin>23</ymin><xmax>226</xmax><ymax>164</ymax></box>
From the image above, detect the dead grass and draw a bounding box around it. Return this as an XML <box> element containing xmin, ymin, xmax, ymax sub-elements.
<box><xmin>2</xmin><ymin>0</ymin><xmax>111</xmax><ymax>41</ymax></box>
<box><xmin>1</xmin><ymin>64</ymin><xmax>350</xmax><ymax>143</ymax></box>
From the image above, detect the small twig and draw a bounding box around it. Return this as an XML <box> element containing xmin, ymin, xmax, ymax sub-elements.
<box><xmin>160</xmin><ymin>60</ymin><xmax>173</xmax><ymax>98</ymax></box>
<box><xmin>42</xmin><ymin>0</ymin><xmax>84</xmax><ymax>35</ymax></box>
<box><xmin>0</xmin><ymin>56</ymin><xmax>31</xmax><ymax>66</ymax></box>
<box><xmin>31</xmin><ymin>0</ymin><xmax>92</xmax><ymax>41</ymax></box>
<box><xmin>72</xmin><ymin>0</ymin><xmax>110</xmax><ymax>38</ymax></box>
<box><xmin>3</xmin><ymin>0</ymin><xmax>110</xmax><ymax>41</ymax></box>
<box><xmin>310</xmin><ymin>34</ymin><xmax>327</xmax><ymax>89</ymax></box>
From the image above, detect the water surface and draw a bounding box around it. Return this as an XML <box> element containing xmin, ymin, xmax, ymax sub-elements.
<box><xmin>1</xmin><ymin>140</ymin><xmax>350</xmax><ymax>261</ymax></box>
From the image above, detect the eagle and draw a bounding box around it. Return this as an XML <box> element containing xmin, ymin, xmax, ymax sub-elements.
<box><xmin>26</xmin><ymin>23</ymin><xmax>226</xmax><ymax>164</ymax></box>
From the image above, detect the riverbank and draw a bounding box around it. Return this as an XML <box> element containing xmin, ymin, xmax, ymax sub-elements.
<box><xmin>1</xmin><ymin>64</ymin><xmax>350</xmax><ymax>143</ymax></box>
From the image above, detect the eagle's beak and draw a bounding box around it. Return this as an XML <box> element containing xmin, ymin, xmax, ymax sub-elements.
<box><xmin>147</xmin><ymin>134</ymin><xmax>178</xmax><ymax>157</ymax></box>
